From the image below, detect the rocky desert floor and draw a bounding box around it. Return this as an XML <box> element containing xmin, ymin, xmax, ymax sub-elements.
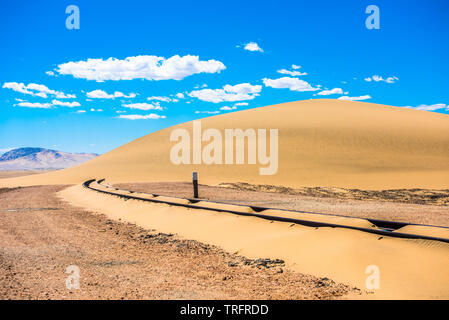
<box><xmin>0</xmin><ymin>185</ymin><xmax>359</xmax><ymax>300</ymax></box>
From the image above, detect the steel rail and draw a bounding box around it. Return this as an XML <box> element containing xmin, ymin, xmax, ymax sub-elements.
<box><xmin>96</xmin><ymin>179</ymin><xmax>449</xmax><ymax>232</ymax></box>
<box><xmin>83</xmin><ymin>179</ymin><xmax>449</xmax><ymax>244</ymax></box>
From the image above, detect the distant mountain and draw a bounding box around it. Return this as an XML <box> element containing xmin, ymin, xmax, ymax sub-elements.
<box><xmin>0</xmin><ymin>147</ymin><xmax>99</xmax><ymax>171</ymax></box>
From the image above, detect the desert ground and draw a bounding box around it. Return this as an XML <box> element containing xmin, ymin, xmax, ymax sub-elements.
<box><xmin>0</xmin><ymin>185</ymin><xmax>356</xmax><ymax>299</ymax></box>
<box><xmin>0</xmin><ymin>100</ymin><xmax>448</xmax><ymax>300</ymax></box>
<box><xmin>0</xmin><ymin>170</ymin><xmax>52</xmax><ymax>179</ymax></box>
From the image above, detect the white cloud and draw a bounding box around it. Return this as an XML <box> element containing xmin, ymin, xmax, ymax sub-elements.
<box><xmin>15</xmin><ymin>102</ymin><xmax>53</xmax><ymax>108</ymax></box>
<box><xmin>291</xmin><ymin>64</ymin><xmax>301</xmax><ymax>69</ymax></box>
<box><xmin>118</xmin><ymin>114</ymin><xmax>166</xmax><ymax>120</ymax></box>
<box><xmin>122</xmin><ymin>102</ymin><xmax>163</xmax><ymax>111</ymax></box>
<box><xmin>277</xmin><ymin>69</ymin><xmax>307</xmax><ymax>76</ymax></box>
<box><xmin>234</xmin><ymin>102</ymin><xmax>248</xmax><ymax>106</ymax></box>
<box><xmin>56</xmin><ymin>55</ymin><xmax>226</xmax><ymax>81</ymax></box>
<box><xmin>263</xmin><ymin>77</ymin><xmax>319</xmax><ymax>92</ymax></box>
<box><xmin>338</xmin><ymin>95</ymin><xmax>372</xmax><ymax>101</ymax></box>
<box><xmin>189</xmin><ymin>83</ymin><xmax>262</xmax><ymax>103</ymax></box>
<box><xmin>51</xmin><ymin>99</ymin><xmax>81</xmax><ymax>107</ymax></box>
<box><xmin>195</xmin><ymin>110</ymin><xmax>220</xmax><ymax>114</ymax></box>
<box><xmin>243</xmin><ymin>42</ymin><xmax>263</xmax><ymax>52</ymax></box>
<box><xmin>46</xmin><ymin>71</ymin><xmax>55</xmax><ymax>76</ymax></box>
<box><xmin>90</xmin><ymin>108</ymin><xmax>103</xmax><ymax>112</ymax></box>
<box><xmin>76</xmin><ymin>110</ymin><xmax>86</xmax><ymax>113</ymax></box>
<box><xmin>147</xmin><ymin>96</ymin><xmax>173</xmax><ymax>102</ymax></box>
<box><xmin>364</xmin><ymin>75</ymin><xmax>399</xmax><ymax>83</ymax></box>
<box><xmin>3</xmin><ymin>82</ymin><xmax>75</xmax><ymax>99</ymax></box>
<box><xmin>175</xmin><ymin>92</ymin><xmax>185</xmax><ymax>99</ymax></box>
<box><xmin>316</xmin><ymin>88</ymin><xmax>344</xmax><ymax>96</ymax></box>
<box><xmin>219</xmin><ymin>106</ymin><xmax>237</xmax><ymax>111</ymax></box>
<box><xmin>86</xmin><ymin>89</ymin><xmax>136</xmax><ymax>99</ymax></box>
<box><xmin>404</xmin><ymin>103</ymin><xmax>447</xmax><ymax>111</ymax></box>
<box><xmin>113</xmin><ymin>92</ymin><xmax>136</xmax><ymax>98</ymax></box>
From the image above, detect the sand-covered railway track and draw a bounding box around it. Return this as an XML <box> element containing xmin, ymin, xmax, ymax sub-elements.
<box><xmin>83</xmin><ymin>179</ymin><xmax>449</xmax><ymax>244</ymax></box>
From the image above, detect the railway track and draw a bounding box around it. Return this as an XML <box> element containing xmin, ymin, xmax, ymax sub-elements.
<box><xmin>83</xmin><ymin>179</ymin><xmax>449</xmax><ymax>244</ymax></box>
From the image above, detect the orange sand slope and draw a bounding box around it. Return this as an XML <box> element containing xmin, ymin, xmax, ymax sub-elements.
<box><xmin>2</xmin><ymin>99</ymin><xmax>449</xmax><ymax>189</ymax></box>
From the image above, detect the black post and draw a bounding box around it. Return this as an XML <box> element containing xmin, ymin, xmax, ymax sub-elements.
<box><xmin>192</xmin><ymin>172</ymin><xmax>199</xmax><ymax>198</ymax></box>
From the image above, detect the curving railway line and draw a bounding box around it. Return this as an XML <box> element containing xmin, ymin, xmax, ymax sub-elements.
<box><xmin>83</xmin><ymin>179</ymin><xmax>449</xmax><ymax>244</ymax></box>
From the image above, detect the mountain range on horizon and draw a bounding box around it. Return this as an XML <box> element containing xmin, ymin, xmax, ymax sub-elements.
<box><xmin>0</xmin><ymin>147</ymin><xmax>98</xmax><ymax>171</ymax></box>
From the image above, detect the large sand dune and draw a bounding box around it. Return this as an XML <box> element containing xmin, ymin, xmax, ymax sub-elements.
<box><xmin>1</xmin><ymin>99</ymin><xmax>449</xmax><ymax>189</ymax></box>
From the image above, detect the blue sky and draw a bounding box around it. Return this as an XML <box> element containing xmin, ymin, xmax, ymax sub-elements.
<box><xmin>1</xmin><ymin>0</ymin><xmax>448</xmax><ymax>154</ymax></box>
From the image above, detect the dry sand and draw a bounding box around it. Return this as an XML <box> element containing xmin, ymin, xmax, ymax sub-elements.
<box><xmin>116</xmin><ymin>182</ymin><xmax>449</xmax><ymax>227</ymax></box>
<box><xmin>60</xmin><ymin>184</ymin><xmax>449</xmax><ymax>299</ymax></box>
<box><xmin>1</xmin><ymin>99</ymin><xmax>449</xmax><ymax>189</ymax></box>
<box><xmin>0</xmin><ymin>170</ymin><xmax>52</xmax><ymax>179</ymax></box>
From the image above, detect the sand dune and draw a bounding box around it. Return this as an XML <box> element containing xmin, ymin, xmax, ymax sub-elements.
<box><xmin>1</xmin><ymin>99</ymin><xmax>449</xmax><ymax>189</ymax></box>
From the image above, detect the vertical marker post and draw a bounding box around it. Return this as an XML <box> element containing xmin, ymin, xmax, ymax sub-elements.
<box><xmin>192</xmin><ymin>172</ymin><xmax>199</xmax><ymax>198</ymax></box>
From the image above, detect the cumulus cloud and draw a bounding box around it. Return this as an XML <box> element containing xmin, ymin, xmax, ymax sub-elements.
<box><xmin>404</xmin><ymin>103</ymin><xmax>447</xmax><ymax>111</ymax></box>
<box><xmin>337</xmin><ymin>95</ymin><xmax>372</xmax><ymax>101</ymax></box>
<box><xmin>86</xmin><ymin>89</ymin><xmax>136</xmax><ymax>99</ymax></box>
<box><xmin>277</xmin><ymin>69</ymin><xmax>307</xmax><ymax>76</ymax></box>
<box><xmin>146</xmin><ymin>96</ymin><xmax>181</xmax><ymax>103</ymax></box>
<box><xmin>219</xmin><ymin>106</ymin><xmax>237</xmax><ymax>111</ymax></box>
<box><xmin>147</xmin><ymin>96</ymin><xmax>170</xmax><ymax>102</ymax></box>
<box><xmin>243</xmin><ymin>42</ymin><xmax>263</xmax><ymax>52</ymax></box>
<box><xmin>263</xmin><ymin>77</ymin><xmax>319</xmax><ymax>92</ymax></box>
<box><xmin>51</xmin><ymin>99</ymin><xmax>81</xmax><ymax>107</ymax></box>
<box><xmin>3</xmin><ymin>82</ymin><xmax>75</xmax><ymax>99</ymax></box>
<box><xmin>122</xmin><ymin>102</ymin><xmax>163</xmax><ymax>111</ymax></box>
<box><xmin>175</xmin><ymin>92</ymin><xmax>185</xmax><ymax>99</ymax></box>
<box><xmin>316</xmin><ymin>88</ymin><xmax>344</xmax><ymax>95</ymax></box>
<box><xmin>195</xmin><ymin>110</ymin><xmax>220</xmax><ymax>114</ymax></box>
<box><xmin>14</xmin><ymin>98</ymin><xmax>80</xmax><ymax>109</ymax></box>
<box><xmin>364</xmin><ymin>75</ymin><xmax>399</xmax><ymax>83</ymax></box>
<box><xmin>234</xmin><ymin>102</ymin><xmax>248</xmax><ymax>106</ymax></box>
<box><xmin>118</xmin><ymin>114</ymin><xmax>166</xmax><ymax>120</ymax></box>
<box><xmin>277</xmin><ymin>65</ymin><xmax>307</xmax><ymax>76</ymax></box>
<box><xmin>189</xmin><ymin>83</ymin><xmax>262</xmax><ymax>103</ymax></box>
<box><xmin>55</xmin><ymin>55</ymin><xmax>226</xmax><ymax>82</ymax></box>
<box><xmin>15</xmin><ymin>102</ymin><xmax>53</xmax><ymax>108</ymax></box>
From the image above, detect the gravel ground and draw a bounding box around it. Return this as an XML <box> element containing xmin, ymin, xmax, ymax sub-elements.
<box><xmin>0</xmin><ymin>185</ymin><xmax>358</xmax><ymax>300</ymax></box>
<box><xmin>115</xmin><ymin>182</ymin><xmax>449</xmax><ymax>227</ymax></box>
